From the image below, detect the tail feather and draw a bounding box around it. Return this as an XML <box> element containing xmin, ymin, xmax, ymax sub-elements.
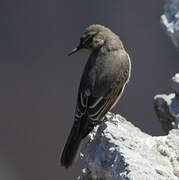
<box><xmin>61</xmin><ymin>118</ymin><xmax>95</xmax><ymax>168</ymax></box>
<box><xmin>60</xmin><ymin>124</ymin><xmax>82</xmax><ymax>168</ymax></box>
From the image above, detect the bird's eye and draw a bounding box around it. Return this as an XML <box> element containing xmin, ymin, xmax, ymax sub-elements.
<box><xmin>80</xmin><ymin>37</ymin><xmax>84</xmax><ymax>44</ymax></box>
<box><xmin>80</xmin><ymin>33</ymin><xmax>96</xmax><ymax>48</ymax></box>
<box><xmin>86</xmin><ymin>37</ymin><xmax>93</xmax><ymax>44</ymax></box>
<box><xmin>86</xmin><ymin>34</ymin><xmax>96</xmax><ymax>45</ymax></box>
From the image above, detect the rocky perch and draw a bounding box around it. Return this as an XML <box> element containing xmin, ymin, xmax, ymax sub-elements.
<box><xmin>78</xmin><ymin>73</ymin><xmax>179</xmax><ymax>180</ymax></box>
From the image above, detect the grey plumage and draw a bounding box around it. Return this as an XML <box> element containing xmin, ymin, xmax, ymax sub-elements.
<box><xmin>61</xmin><ymin>24</ymin><xmax>131</xmax><ymax>168</ymax></box>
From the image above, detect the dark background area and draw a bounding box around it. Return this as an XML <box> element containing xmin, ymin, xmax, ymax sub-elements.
<box><xmin>0</xmin><ymin>0</ymin><xmax>178</xmax><ymax>179</ymax></box>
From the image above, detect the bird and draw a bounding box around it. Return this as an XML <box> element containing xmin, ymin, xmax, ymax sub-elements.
<box><xmin>60</xmin><ymin>24</ymin><xmax>131</xmax><ymax>168</ymax></box>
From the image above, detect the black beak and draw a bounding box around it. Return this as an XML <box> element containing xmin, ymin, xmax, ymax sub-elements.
<box><xmin>68</xmin><ymin>45</ymin><xmax>81</xmax><ymax>56</ymax></box>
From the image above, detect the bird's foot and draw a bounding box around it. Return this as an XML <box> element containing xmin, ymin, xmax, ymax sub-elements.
<box><xmin>103</xmin><ymin>112</ymin><xmax>115</xmax><ymax>122</ymax></box>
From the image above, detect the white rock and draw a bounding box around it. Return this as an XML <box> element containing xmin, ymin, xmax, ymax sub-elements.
<box><xmin>154</xmin><ymin>73</ymin><xmax>179</xmax><ymax>133</ymax></box>
<box><xmin>78</xmin><ymin>113</ymin><xmax>179</xmax><ymax>180</ymax></box>
<box><xmin>160</xmin><ymin>0</ymin><xmax>179</xmax><ymax>48</ymax></box>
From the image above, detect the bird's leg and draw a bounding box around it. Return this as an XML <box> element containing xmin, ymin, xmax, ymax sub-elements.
<box><xmin>103</xmin><ymin>112</ymin><xmax>114</xmax><ymax>122</ymax></box>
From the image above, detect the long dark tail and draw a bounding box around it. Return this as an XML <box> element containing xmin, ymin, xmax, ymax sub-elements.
<box><xmin>60</xmin><ymin>122</ymin><xmax>82</xmax><ymax>168</ymax></box>
<box><xmin>60</xmin><ymin>117</ymin><xmax>95</xmax><ymax>168</ymax></box>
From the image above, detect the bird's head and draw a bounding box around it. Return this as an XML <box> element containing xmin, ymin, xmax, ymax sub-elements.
<box><xmin>68</xmin><ymin>24</ymin><xmax>108</xmax><ymax>56</ymax></box>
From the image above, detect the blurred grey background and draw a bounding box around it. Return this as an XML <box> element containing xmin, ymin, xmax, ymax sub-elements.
<box><xmin>0</xmin><ymin>0</ymin><xmax>178</xmax><ymax>179</ymax></box>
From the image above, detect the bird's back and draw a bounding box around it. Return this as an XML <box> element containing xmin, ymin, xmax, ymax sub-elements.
<box><xmin>79</xmin><ymin>47</ymin><xmax>130</xmax><ymax>97</ymax></box>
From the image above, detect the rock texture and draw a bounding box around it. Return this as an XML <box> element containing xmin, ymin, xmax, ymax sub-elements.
<box><xmin>160</xmin><ymin>0</ymin><xmax>179</xmax><ymax>48</ymax></box>
<box><xmin>154</xmin><ymin>73</ymin><xmax>179</xmax><ymax>134</ymax></box>
<box><xmin>78</xmin><ymin>113</ymin><xmax>179</xmax><ymax>180</ymax></box>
